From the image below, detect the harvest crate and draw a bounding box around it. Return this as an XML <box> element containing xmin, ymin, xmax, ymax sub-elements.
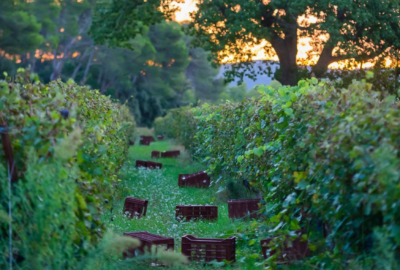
<box><xmin>147</xmin><ymin>161</ymin><xmax>162</xmax><ymax>169</ymax></box>
<box><xmin>129</xmin><ymin>140</ymin><xmax>135</xmax><ymax>146</ymax></box>
<box><xmin>140</xmin><ymin>135</ymin><xmax>155</xmax><ymax>142</ymax></box>
<box><xmin>176</xmin><ymin>205</ymin><xmax>218</xmax><ymax>221</ymax></box>
<box><xmin>161</xmin><ymin>150</ymin><xmax>180</xmax><ymax>158</ymax></box>
<box><xmin>260</xmin><ymin>230</ymin><xmax>311</xmax><ymax>264</ymax></box>
<box><xmin>178</xmin><ymin>171</ymin><xmax>210</xmax><ymax>188</ymax></box>
<box><xmin>139</xmin><ymin>139</ymin><xmax>150</xmax><ymax>145</ymax></box>
<box><xmin>151</xmin><ymin>151</ymin><xmax>160</xmax><ymax>158</ymax></box>
<box><xmin>157</xmin><ymin>135</ymin><xmax>164</xmax><ymax>140</ymax></box>
<box><xmin>181</xmin><ymin>235</ymin><xmax>236</xmax><ymax>262</ymax></box>
<box><xmin>135</xmin><ymin>160</ymin><xmax>148</xmax><ymax>168</ymax></box>
<box><xmin>178</xmin><ymin>174</ymin><xmax>190</xmax><ymax>186</ymax></box>
<box><xmin>228</xmin><ymin>199</ymin><xmax>261</xmax><ymax>219</ymax></box>
<box><xmin>123</xmin><ymin>197</ymin><xmax>148</xmax><ymax>219</ymax></box>
<box><xmin>123</xmin><ymin>231</ymin><xmax>174</xmax><ymax>257</ymax></box>
<box><xmin>135</xmin><ymin>160</ymin><xmax>162</xmax><ymax>169</ymax></box>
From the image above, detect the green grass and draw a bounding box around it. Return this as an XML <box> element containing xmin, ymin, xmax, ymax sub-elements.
<box><xmin>98</xmin><ymin>140</ymin><xmax>302</xmax><ymax>270</ymax></box>
<box><xmin>103</xmin><ymin>140</ymin><xmax>246</xmax><ymax>251</ymax></box>
<box><xmin>98</xmin><ymin>139</ymin><xmax>279</xmax><ymax>269</ymax></box>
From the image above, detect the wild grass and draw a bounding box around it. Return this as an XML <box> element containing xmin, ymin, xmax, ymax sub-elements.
<box><xmin>97</xmin><ymin>140</ymin><xmax>271</xmax><ymax>269</ymax></box>
<box><xmin>85</xmin><ymin>139</ymin><xmax>319</xmax><ymax>270</ymax></box>
<box><xmin>103</xmin><ymin>140</ymin><xmax>246</xmax><ymax>250</ymax></box>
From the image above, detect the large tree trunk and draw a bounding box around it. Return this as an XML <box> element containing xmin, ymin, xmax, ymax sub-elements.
<box><xmin>312</xmin><ymin>45</ymin><xmax>336</xmax><ymax>78</ymax></box>
<box><xmin>270</xmin><ymin>30</ymin><xmax>298</xmax><ymax>86</ymax></box>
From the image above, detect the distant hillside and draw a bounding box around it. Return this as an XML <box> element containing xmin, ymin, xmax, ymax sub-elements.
<box><xmin>218</xmin><ymin>61</ymin><xmax>278</xmax><ymax>90</ymax></box>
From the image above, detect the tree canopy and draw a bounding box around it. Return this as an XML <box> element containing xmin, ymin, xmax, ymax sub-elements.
<box><xmin>0</xmin><ymin>0</ymin><xmax>44</xmax><ymax>55</ymax></box>
<box><xmin>0</xmin><ymin>0</ymin><xmax>225</xmax><ymax>126</ymax></box>
<box><xmin>89</xmin><ymin>0</ymin><xmax>400</xmax><ymax>86</ymax></box>
<box><xmin>189</xmin><ymin>0</ymin><xmax>400</xmax><ymax>85</ymax></box>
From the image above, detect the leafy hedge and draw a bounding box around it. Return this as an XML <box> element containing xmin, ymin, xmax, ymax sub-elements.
<box><xmin>157</xmin><ymin>78</ymin><xmax>400</xmax><ymax>268</ymax></box>
<box><xmin>0</xmin><ymin>70</ymin><xmax>134</xmax><ymax>269</ymax></box>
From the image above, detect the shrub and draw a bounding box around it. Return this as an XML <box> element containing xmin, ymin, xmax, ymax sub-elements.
<box><xmin>157</xmin><ymin>77</ymin><xmax>400</xmax><ymax>268</ymax></box>
<box><xmin>153</xmin><ymin>114</ymin><xmax>173</xmax><ymax>138</ymax></box>
<box><xmin>0</xmin><ymin>70</ymin><xmax>135</xmax><ymax>269</ymax></box>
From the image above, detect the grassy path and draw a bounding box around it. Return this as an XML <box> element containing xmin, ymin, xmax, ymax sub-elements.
<box><xmin>101</xmin><ymin>140</ymin><xmax>250</xmax><ymax>268</ymax></box>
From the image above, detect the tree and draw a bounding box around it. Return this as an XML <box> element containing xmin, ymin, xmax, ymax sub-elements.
<box><xmin>186</xmin><ymin>46</ymin><xmax>226</xmax><ymax>101</ymax></box>
<box><xmin>89</xmin><ymin>0</ymin><xmax>400</xmax><ymax>86</ymax></box>
<box><xmin>48</xmin><ymin>0</ymin><xmax>94</xmax><ymax>81</ymax></box>
<box><xmin>189</xmin><ymin>0</ymin><xmax>400</xmax><ymax>85</ymax></box>
<box><xmin>90</xmin><ymin>22</ymin><xmax>191</xmax><ymax>126</ymax></box>
<box><xmin>0</xmin><ymin>0</ymin><xmax>43</xmax><ymax>55</ymax></box>
<box><xmin>219</xmin><ymin>83</ymin><xmax>260</xmax><ymax>102</ymax></box>
<box><xmin>89</xmin><ymin>0</ymin><xmax>179</xmax><ymax>48</ymax></box>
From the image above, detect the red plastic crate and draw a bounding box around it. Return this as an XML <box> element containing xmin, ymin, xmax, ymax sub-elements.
<box><xmin>139</xmin><ymin>139</ymin><xmax>150</xmax><ymax>145</ymax></box>
<box><xmin>135</xmin><ymin>160</ymin><xmax>162</xmax><ymax>169</ymax></box>
<box><xmin>140</xmin><ymin>135</ymin><xmax>155</xmax><ymax>142</ymax></box>
<box><xmin>147</xmin><ymin>161</ymin><xmax>162</xmax><ymax>169</ymax></box>
<box><xmin>157</xmin><ymin>135</ymin><xmax>164</xmax><ymax>140</ymax></box>
<box><xmin>135</xmin><ymin>160</ymin><xmax>148</xmax><ymax>168</ymax></box>
<box><xmin>181</xmin><ymin>235</ymin><xmax>236</xmax><ymax>262</ymax></box>
<box><xmin>151</xmin><ymin>151</ymin><xmax>160</xmax><ymax>158</ymax></box>
<box><xmin>129</xmin><ymin>140</ymin><xmax>135</xmax><ymax>146</ymax></box>
<box><xmin>260</xmin><ymin>230</ymin><xmax>311</xmax><ymax>264</ymax></box>
<box><xmin>228</xmin><ymin>199</ymin><xmax>261</xmax><ymax>219</ymax></box>
<box><xmin>178</xmin><ymin>174</ymin><xmax>190</xmax><ymax>186</ymax></box>
<box><xmin>123</xmin><ymin>231</ymin><xmax>174</xmax><ymax>257</ymax></box>
<box><xmin>176</xmin><ymin>205</ymin><xmax>218</xmax><ymax>221</ymax></box>
<box><xmin>178</xmin><ymin>171</ymin><xmax>210</xmax><ymax>188</ymax></box>
<box><xmin>123</xmin><ymin>197</ymin><xmax>148</xmax><ymax>219</ymax></box>
<box><xmin>161</xmin><ymin>150</ymin><xmax>180</xmax><ymax>158</ymax></box>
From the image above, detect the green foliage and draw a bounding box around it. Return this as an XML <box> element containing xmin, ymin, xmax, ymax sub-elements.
<box><xmin>0</xmin><ymin>0</ymin><xmax>43</xmax><ymax>54</ymax></box>
<box><xmin>94</xmin><ymin>140</ymin><xmax>257</xmax><ymax>270</ymax></box>
<box><xmin>154</xmin><ymin>114</ymin><xmax>174</xmax><ymax>138</ymax></box>
<box><xmin>219</xmin><ymin>83</ymin><xmax>260</xmax><ymax>102</ymax></box>
<box><xmin>186</xmin><ymin>46</ymin><xmax>226</xmax><ymax>102</ymax></box>
<box><xmin>89</xmin><ymin>0</ymin><xmax>177</xmax><ymax>48</ymax></box>
<box><xmin>157</xmin><ymin>77</ymin><xmax>400</xmax><ymax>268</ymax></box>
<box><xmin>0</xmin><ymin>70</ymin><xmax>134</xmax><ymax>269</ymax></box>
<box><xmin>327</xmin><ymin>65</ymin><xmax>400</xmax><ymax>96</ymax></box>
<box><xmin>187</xmin><ymin>0</ymin><xmax>400</xmax><ymax>85</ymax></box>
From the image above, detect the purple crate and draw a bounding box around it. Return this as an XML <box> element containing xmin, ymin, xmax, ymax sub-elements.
<box><xmin>161</xmin><ymin>150</ymin><xmax>180</xmax><ymax>158</ymax></box>
<box><xmin>151</xmin><ymin>151</ymin><xmax>160</xmax><ymax>159</ymax></box>
<box><xmin>140</xmin><ymin>139</ymin><xmax>150</xmax><ymax>146</ymax></box>
<box><xmin>136</xmin><ymin>160</ymin><xmax>162</xmax><ymax>169</ymax></box>
<box><xmin>228</xmin><ymin>199</ymin><xmax>261</xmax><ymax>219</ymax></box>
<box><xmin>260</xmin><ymin>230</ymin><xmax>311</xmax><ymax>264</ymax></box>
<box><xmin>140</xmin><ymin>135</ymin><xmax>155</xmax><ymax>142</ymax></box>
<box><xmin>136</xmin><ymin>160</ymin><xmax>148</xmax><ymax>168</ymax></box>
<box><xmin>123</xmin><ymin>231</ymin><xmax>174</xmax><ymax>257</ymax></box>
<box><xmin>123</xmin><ymin>197</ymin><xmax>148</xmax><ymax>219</ymax></box>
<box><xmin>176</xmin><ymin>205</ymin><xmax>218</xmax><ymax>221</ymax></box>
<box><xmin>181</xmin><ymin>235</ymin><xmax>236</xmax><ymax>262</ymax></box>
<box><xmin>178</xmin><ymin>171</ymin><xmax>210</xmax><ymax>188</ymax></box>
<box><xmin>147</xmin><ymin>161</ymin><xmax>162</xmax><ymax>169</ymax></box>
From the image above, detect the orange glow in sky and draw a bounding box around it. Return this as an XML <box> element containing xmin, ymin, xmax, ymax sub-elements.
<box><xmin>173</xmin><ymin>0</ymin><xmax>393</xmax><ymax>69</ymax></box>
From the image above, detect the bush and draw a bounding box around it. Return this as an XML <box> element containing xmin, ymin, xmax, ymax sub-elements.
<box><xmin>157</xmin><ymin>77</ymin><xmax>400</xmax><ymax>268</ymax></box>
<box><xmin>327</xmin><ymin>67</ymin><xmax>400</xmax><ymax>96</ymax></box>
<box><xmin>0</xmin><ymin>70</ymin><xmax>135</xmax><ymax>269</ymax></box>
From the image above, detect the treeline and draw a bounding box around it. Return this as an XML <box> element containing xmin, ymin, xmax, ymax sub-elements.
<box><xmin>155</xmin><ymin>77</ymin><xmax>400</xmax><ymax>268</ymax></box>
<box><xmin>0</xmin><ymin>0</ymin><xmax>248</xmax><ymax>126</ymax></box>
